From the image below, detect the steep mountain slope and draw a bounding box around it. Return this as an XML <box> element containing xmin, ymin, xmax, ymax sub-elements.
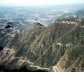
<box><xmin>0</xmin><ymin>17</ymin><xmax>84</xmax><ymax>72</ymax></box>
<box><xmin>0</xmin><ymin>21</ymin><xmax>22</xmax><ymax>47</ymax></box>
<box><xmin>56</xmin><ymin>45</ymin><xmax>84</xmax><ymax>72</ymax></box>
<box><xmin>51</xmin><ymin>18</ymin><xmax>84</xmax><ymax>72</ymax></box>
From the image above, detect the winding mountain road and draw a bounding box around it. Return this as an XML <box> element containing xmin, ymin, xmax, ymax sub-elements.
<box><xmin>53</xmin><ymin>66</ymin><xmax>61</xmax><ymax>72</ymax></box>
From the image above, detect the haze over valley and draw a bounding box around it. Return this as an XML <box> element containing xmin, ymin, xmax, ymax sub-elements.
<box><xmin>0</xmin><ymin>4</ymin><xmax>84</xmax><ymax>26</ymax></box>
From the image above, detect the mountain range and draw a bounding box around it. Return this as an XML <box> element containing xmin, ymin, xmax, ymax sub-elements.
<box><xmin>0</xmin><ymin>16</ymin><xmax>84</xmax><ymax>72</ymax></box>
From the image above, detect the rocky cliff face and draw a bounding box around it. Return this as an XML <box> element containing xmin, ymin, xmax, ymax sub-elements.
<box><xmin>0</xmin><ymin>18</ymin><xmax>84</xmax><ymax>72</ymax></box>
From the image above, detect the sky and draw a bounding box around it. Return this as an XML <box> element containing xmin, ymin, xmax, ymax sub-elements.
<box><xmin>0</xmin><ymin>0</ymin><xmax>84</xmax><ymax>6</ymax></box>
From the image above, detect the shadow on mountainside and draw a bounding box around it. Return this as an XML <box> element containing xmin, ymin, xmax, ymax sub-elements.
<box><xmin>0</xmin><ymin>46</ymin><xmax>4</xmax><ymax>51</ymax></box>
<box><xmin>0</xmin><ymin>65</ymin><xmax>48</xmax><ymax>72</ymax></box>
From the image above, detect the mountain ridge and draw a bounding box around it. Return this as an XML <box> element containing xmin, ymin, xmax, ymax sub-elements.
<box><xmin>0</xmin><ymin>17</ymin><xmax>84</xmax><ymax>72</ymax></box>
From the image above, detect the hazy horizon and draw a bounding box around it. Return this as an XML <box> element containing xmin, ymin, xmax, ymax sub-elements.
<box><xmin>0</xmin><ymin>0</ymin><xmax>84</xmax><ymax>6</ymax></box>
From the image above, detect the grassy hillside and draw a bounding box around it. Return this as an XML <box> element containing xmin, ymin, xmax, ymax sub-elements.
<box><xmin>0</xmin><ymin>17</ymin><xmax>84</xmax><ymax>72</ymax></box>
